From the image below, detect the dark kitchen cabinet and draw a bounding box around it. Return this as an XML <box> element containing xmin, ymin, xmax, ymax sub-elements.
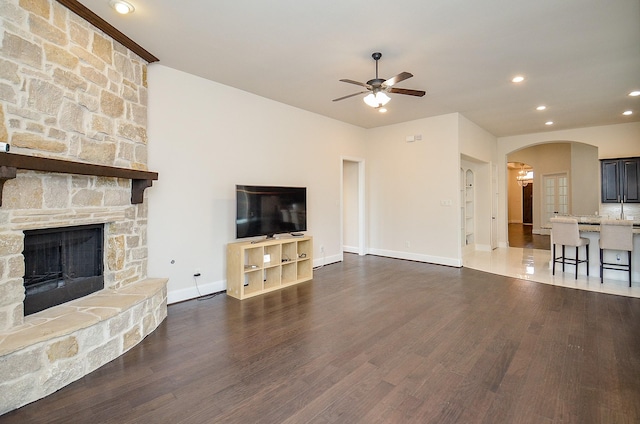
<box><xmin>601</xmin><ymin>157</ymin><xmax>640</xmax><ymax>203</ymax></box>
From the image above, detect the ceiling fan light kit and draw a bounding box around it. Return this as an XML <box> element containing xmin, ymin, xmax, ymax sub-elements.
<box><xmin>363</xmin><ymin>91</ymin><xmax>390</xmax><ymax>108</ymax></box>
<box><xmin>334</xmin><ymin>52</ymin><xmax>426</xmax><ymax>110</ymax></box>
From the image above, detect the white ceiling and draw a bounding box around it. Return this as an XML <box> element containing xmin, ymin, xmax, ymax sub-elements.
<box><xmin>78</xmin><ymin>0</ymin><xmax>640</xmax><ymax>137</ymax></box>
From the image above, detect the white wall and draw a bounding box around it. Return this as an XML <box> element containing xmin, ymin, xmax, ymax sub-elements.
<box><xmin>496</xmin><ymin>122</ymin><xmax>640</xmax><ymax>245</ymax></box>
<box><xmin>365</xmin><ymin>113</ymin><xmax>461</xmax><ymax>266</ymax></box>
<box><xmin>571</xmin><ymin>142</ymin><xmax>600</xmax><ymax>215</ymax></box>
<box><xmin>459</xmin><ymin>115</ymin><xmax>497</xmax><ymax>163</ymax></box>
<box><xmin>146</xmin><ymin>65</ymin><xmax>366</xmax><ymax>303</ymax></box>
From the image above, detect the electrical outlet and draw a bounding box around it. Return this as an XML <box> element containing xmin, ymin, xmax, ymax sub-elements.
<box><xmin>320</xmin><ymin>245</ymin><xmax>325</xmax><ymax>253</ymax></box>
<box><xmin>406</xmin><ymin>241</ymin><xmax>411</xmax><ymax>248</ymax></box>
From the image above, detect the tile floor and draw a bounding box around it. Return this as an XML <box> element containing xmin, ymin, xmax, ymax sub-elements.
<box><xmin>463</xmin><ymin>247</ymin><xmax>640</xmax><ymax>299</ymax></box>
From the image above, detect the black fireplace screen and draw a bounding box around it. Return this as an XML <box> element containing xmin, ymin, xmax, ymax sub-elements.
<box><xmin>23</xmin><ymin>224</ymin><xmax>104</xmax><ymax>316</ymax></box>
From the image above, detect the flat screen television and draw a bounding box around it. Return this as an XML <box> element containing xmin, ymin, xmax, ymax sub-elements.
<box><xmin>236</xmin><ymin>185</ymin><xmax>307</xmax><ymax>239</ymax></box>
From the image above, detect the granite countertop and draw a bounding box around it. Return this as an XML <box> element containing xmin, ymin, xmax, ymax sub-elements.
<box><xmin>572</xmin><ymin>215</ymin><xmax>639</xmax><ymax>226</ymax></box>
<box><xmin>541</xmin><ymin>215</ymin><xmax>640</xmax><ymax>233</ymax></box>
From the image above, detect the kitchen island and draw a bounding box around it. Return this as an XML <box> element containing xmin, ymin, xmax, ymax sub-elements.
<box><xmin>543</xmin><ymin>216</ymin><xmax>640</xmax><ymax>283</ymax></box>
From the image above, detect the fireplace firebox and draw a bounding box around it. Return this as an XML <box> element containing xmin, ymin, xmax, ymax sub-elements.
<box><xmin>23</xmin><ymin>224</ymin><xmax>104</xmax><ymax>315</ymax></box>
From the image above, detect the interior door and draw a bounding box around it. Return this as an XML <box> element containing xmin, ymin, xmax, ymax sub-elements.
<box><xmin>543</xmin><ymin>173</ymin><xmax>568</xmax><ymax>224</ymax></box>
<box><xmin>522</xmin><ymin>183</ymin><xmax>533</xmax><ymax>224</ymax></box>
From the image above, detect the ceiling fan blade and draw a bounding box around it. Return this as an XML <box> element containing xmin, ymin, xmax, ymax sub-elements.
<box><xmin>332</xmin><ymin>91</ymin><xmax>369</xmax><ymax>102</ymax></box>
<box><xmin>388</xmin><ymin>87</ymin><xmax>426</xmax><ymax>97</ymax></box>
<box><xmin>339</xmin><ymin>79</ymin><xmax>371</xmax><ymax>89</ymax></box>
<box><xmin>382</xmin><ymin>72</ymin><xmax>413</xmax><ymax>87</ymax></box>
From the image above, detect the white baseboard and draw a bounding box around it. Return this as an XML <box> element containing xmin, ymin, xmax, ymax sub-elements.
<box><xmin>367</xmin><ymin>248</ymin><xmax>462</xmax><ymax>267</ymax></box>
<box><xmin>315</xmin><ymin>253</ymin><xmax>342</xmax><ymax>268</ymax></box>
<box><xmin>167</xmin><ymin>253</ymin><xmax>343</xmax><ymax>304</ymax></box>
<box><xmin>167</xmin><ymin>279</ymin><xmax>226</xmax><ymax>304</ymax></box>
<box><xmin>342</xmin><ymin>245</ymin><xmax>359</xmax><ymax>254</ymax></box>
<box><xmin>474</xmin><ymin>243</ymin><xmax>492</xmax><ymax>251</ymax></box>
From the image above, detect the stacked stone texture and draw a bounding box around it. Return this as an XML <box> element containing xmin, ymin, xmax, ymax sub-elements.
<box><xmin>0</xmin><ymin>278</ymin><xmax>167</xmax><ymax>415</ymax></box>
<box><xmin>0</xmin><ymin>0</ymin><xmax>168</xmax><ymax>414</ymax></box>
<box><xmin>0</xmin><ymin>0</ymin><xmax>150</xmax><ymax>330</ymax></box>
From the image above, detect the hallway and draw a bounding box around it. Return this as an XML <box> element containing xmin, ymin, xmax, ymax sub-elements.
<box><xmin>508</xmin><ymin>223</ymin><xmax>550</xmax><ymax>250</ymax></box>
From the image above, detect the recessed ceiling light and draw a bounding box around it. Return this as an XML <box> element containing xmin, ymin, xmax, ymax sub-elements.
<box><xmin>623</xmin><ymin>110</ymin><xmax>633</xmax><ymax>116</ymax></box>
<box><xmin>536</xmin><ymin>105</ymin><xmax>546</xmax><ymax>111</ymax></box>
<box><xmin>511</xmin><ymin>76</ymin><xmax>525</xmax><ymax>83</ymax></box>
<box><xmin>110</xmin><ymin>0</ymin><xmax>135</xmax><ymax>14</ymax></box>
<box><xmin>545</xmin><ymin>121</ymin><xmax>554</xmax><ymax>126</ymax></box>
<box><xmin>629</xmin><ymin>91</ymin><xmax>640</xmax><ymax>97</ymax></box>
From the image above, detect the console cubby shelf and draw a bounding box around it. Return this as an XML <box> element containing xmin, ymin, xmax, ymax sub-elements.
<box><xmin>226</xmin><ymin>235</ymin><xmax>313</xmax><ymax>299</ymax></box>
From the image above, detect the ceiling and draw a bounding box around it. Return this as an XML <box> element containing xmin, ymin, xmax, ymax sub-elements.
<box><xmin>78</xmin><ymin>0</ymin><xmax>640</xmax><ymax>137</ymax></box>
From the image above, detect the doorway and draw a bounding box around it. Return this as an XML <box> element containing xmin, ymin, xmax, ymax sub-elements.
<box><xmin>342</xmin><ymin>158</ymin><xmax>365</xmax><ymax>256</ymax></box>
<box><xmin>522</xmin><ymin>183</ymin><xmax>533</xmax><ymax>224</ymax></box>
<box><xmin>506</xmin><ymin>161</ymin><xmax>534</xmax><ymax>247</ymax></box>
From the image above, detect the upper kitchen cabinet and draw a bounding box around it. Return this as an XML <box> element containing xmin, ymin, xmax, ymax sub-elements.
<box><xmin>601</xmin><ymin>157</ymin><xmax>640</xmax><ymax>203</ymax></box>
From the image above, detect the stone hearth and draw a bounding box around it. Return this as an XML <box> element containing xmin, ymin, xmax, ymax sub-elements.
<box><xmin>0</xmin><ymin>277</ymin><xmax>167</xmax><ymax>415</ymax></box>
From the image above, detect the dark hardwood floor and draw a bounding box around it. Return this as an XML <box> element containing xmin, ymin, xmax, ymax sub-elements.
<box><xmin>3</xmin><ymin>254</ymin><xmax>640</xmax><ymax>423</ymax></box>
<box><xmin>509</xmin><ymin>223</ymin><xmax>551</xmax><ymax>250</ymax></box>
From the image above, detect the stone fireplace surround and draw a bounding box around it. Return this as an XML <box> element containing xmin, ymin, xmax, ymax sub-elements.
<box><xmin>0</xmin><ymin>201</ymin><xmax>167</xmax><ymax>415</ymax></box>
<box><xmin>0</xmin><ymin>0</ymin><xmax>166</xmax><ymax>415</ymax></box>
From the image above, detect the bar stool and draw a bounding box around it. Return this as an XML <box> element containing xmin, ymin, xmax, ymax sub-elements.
<box><xmin>599</xmin><ymin>219</ymin><xmax>633</xmax><ymax>287</ymax></box>
<box><xmin>551</xmin><ymin>217</ymin><xmax>590</xmax><ymax>279</ymax></box>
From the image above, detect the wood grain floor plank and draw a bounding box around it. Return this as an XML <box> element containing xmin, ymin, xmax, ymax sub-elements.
<box><xmin>281</xmin><ymin>360</ymin><xmax>378</xmax><ymax>424</ymax></box>
<box><xmin>2</xmin><ymin>254</ymin><xmax>639</xmax><ymax>423</ymax></box>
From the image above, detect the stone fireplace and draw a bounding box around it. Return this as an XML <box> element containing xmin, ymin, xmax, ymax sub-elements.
<box><xmin>0</xmin><ymin>0</ymin><xmax>166</xmax><ymax>415</ymax></box>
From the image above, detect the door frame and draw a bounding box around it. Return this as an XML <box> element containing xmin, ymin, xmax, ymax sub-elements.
<box><xmin>341</xmin><ymin>156</ymin><xmax>366</xmax><ymax>257</ymax></box>
<box><xmin>491</xmin><ymin>163</ymin><xmax>498</xmax><ymax>249</ymax></box>
<box><xmin>522</xmin><ymin>183</ymin><xmax>533</xmax><ymax>224</ymax></box>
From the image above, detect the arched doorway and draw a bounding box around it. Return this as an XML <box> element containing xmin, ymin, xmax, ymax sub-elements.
<box><xmin>505</xmin><ymin>141</ymin><xmax>599</xmax><ymax>248</ymax></box>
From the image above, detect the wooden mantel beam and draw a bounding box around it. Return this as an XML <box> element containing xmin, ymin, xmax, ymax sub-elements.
<box><xmin>55</xmin><ymin>0</ymin><xmax>159</xmax><ymax>63</ymax></box>
<box><xmin>0</xmin><ymin>152</ymin><xmax>158</xmax><ymax>206</ymax></box>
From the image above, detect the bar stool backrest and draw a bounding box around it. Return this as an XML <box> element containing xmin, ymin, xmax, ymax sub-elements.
<box><xmin>600</xmin><ymin>219</ymin><xmax>633</xmax><ymax>251</ymax></box>
<box><xmin>550</xmin><ymin>217</ymin><xmax>580</xmax><ymax>246</ymax></box>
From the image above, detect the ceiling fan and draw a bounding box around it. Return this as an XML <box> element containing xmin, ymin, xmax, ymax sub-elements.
<box><xmin>333</xmin><ymin>52</ymin><xmax>426</xmax><ymax>110</ymax></box>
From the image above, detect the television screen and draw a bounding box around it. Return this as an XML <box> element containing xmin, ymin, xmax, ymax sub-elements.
<box><xmin>236</xmin><ymin>185</ymin><xmax>307</xmax><ymax>239</ymax></box>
